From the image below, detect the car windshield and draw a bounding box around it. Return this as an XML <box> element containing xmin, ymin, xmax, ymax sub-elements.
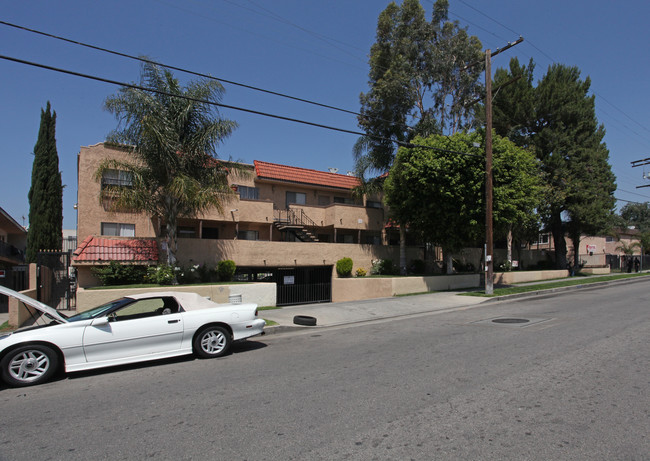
<box><xmin>67</xmin><ymin>298</ymin><xmax>131</xmax><ymax>322</ymax></box>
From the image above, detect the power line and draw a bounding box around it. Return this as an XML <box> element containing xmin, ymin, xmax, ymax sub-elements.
<box><xmin>0</xmin><ymin>53</ymin><xmax>480</xmax><ymax>159</ymax></box>
<box><xmin>0</xmin><ymin>20</ymin><xmax>364</xmax><ymax>119</ymax></box>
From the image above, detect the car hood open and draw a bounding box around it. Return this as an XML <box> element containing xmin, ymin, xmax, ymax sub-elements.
<box><xmin>0</xmin><ymin>285</ymin><xmax>68</xmax><ymax>324</ymax></box>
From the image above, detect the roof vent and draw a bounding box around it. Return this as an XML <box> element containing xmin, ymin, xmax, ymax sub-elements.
<box><xmin>328</xmin><ymin>167</ymin><xmax>339</xmax><ymax>174</ymax></box>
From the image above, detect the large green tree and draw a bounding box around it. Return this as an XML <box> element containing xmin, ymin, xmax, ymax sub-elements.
<box><xmin>26</xmin><ymin>102</ymin><xmax>63</xmax><ymax>263</ymax></box>
<box><xmin>99</xmin><ymin>62</ymin><xmax>238</xmax><ymax>266</ymax></box>
<box><xmin>534</xmin><ymin>64</ymin><xmax>616</xmax><ymax>269</ymax></box>
<box><xmin>619</xmin><ymin>202</ymin><xmax>650</xmax><ymax>231</ymax></box>
<box><xmin>354</xmin><ymin>0</ymin><xmax>483</xmax><ymax>180</ymax></box>
<box><xmin>492</xmin><ymin>61</ymin><xmax>616</xmax><ymax>269</ymax></box>
<box><xmin>384</xmin><ymin>132</ymin><xmax>541</xmax><ymax>273</ymax></box>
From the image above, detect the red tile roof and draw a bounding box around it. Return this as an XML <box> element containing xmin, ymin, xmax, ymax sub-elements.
<box><xmin>73</xmin><ymin>236</ymin><xmax>159</xmax><ymax>263</ymax></box>
<box><xmin>254</xmin><ymin>160</ymin><xmax>360</xmax><ymax>190</ymax></box>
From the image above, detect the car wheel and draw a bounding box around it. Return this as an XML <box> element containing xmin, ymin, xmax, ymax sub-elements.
<box><xmin>193</xmin><ymin>326</ymin><xmax>232</xmax><ymax>359</ymax></box>
<box><xmin>1</xmin><ymin>345</ymin><xmax>59</xmax><ymax>387</ymax></box>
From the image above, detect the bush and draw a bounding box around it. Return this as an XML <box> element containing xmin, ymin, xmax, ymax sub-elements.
<box><xmin>92</xmin><ymin>261</ymin><xmax>148</xmax><ymax>286</ymax></box>
<box><xmin>217</xmin><ymin>260</ymin><xmax>236</xmax><ymax>281</ymax></box>
<box><xmin>371</xmin><ymin>258</ymin><xmax>396</xmax><ymax>275</ymax></box>
<box><xmin>409</xmin><ymin>259</ymin><xmax>426</xmax><ymax>274</ymax></box>
<box><xmin>176</xmin><ymin>263</ymin><xmax>215</xmax><ymax>284</ymax></box>
<box><xmin>355</xmin><ymin>267</ymin><xmax>367</xmax><ymax>277</ymax></box>
<box><xmin>145</xmin><ymin>264</ymin><xmax>176</xmax><ymax>285</ymax></box>
<box><xmin>336</xmin><ymin>257</ymin><xmax>353</xmax><ymax>277</ymax></box>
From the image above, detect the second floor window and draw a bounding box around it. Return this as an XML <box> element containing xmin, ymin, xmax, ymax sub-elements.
<box><xmin>334</xmin><ymin>196</ymin><xmax>354</xmax><ymax>205</ymax></box>
<box><xmin>101</xmin><ymin>222</ymin><xmax>135</xmax><ymax>237</ymax></box>
<box><xmin>238</xmin><ymin>186</ymin><xmax>259</xmax><ymax>200</ymax></box>
<box><xmin>102</xmin><ymin>169</ymin><xmax>133</xmax><ymax>187</ymax></box>
<box><xmin>286</xmin><ymin>191</ymin><xmax>306</xmax><ymax>207</ymax></box>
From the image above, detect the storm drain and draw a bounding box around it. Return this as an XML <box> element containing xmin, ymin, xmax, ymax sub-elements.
<box><xmin>473</xmin><ymin>316</ymin><xmax>551</xmax><ymax>328</ymax></box>
<box><xmin>492</xmin><ymin>318</ymin><xmax>529</xmax><ymax>324</ymax></box>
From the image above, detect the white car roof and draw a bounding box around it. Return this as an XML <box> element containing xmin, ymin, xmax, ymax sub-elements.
<box><xmin>125</xmin><ymin>291</ymin><xmax>220</xmax><ymax>310</ymax></box>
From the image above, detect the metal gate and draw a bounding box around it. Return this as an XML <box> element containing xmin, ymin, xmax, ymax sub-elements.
<box><xmin>37</xmin><ymin>251</ymin><xmax>76</xmax><ymax>310</ymax></box>
<box><xmin>277</xmin><ymin>266</ymin><xmax>332</xmax><ymax>306</ymax></box>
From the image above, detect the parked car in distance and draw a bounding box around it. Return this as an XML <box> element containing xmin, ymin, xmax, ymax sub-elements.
<box><xmin>0</xmin><ymin>286</ymin><xmax>265</xmax><ymax>387</ymax></box>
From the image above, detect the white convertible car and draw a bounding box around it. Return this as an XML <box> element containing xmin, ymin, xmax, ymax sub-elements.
<box><xmin>0</xmin><ymin>286</ymin><xmax>265</xmax><ymax>387</ymax></box>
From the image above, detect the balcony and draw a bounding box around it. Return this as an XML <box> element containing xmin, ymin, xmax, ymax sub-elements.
<box><xmin>0</xmin><ymin>241</ymin><xmax>25</xmax><ymax>264</ymax></box>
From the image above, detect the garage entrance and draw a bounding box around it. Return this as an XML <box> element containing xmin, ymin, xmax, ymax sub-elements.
<box><xmin>234</xmin><ymin>265</ymin><xmax>332</xmax><ymax>306</ymax></box>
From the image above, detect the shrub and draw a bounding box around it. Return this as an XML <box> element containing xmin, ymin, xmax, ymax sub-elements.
<box><xmin>217</xmin><ymin>260</ymin><xmax>236</xmax><ymax>281</ymax></box>
<box><xmin>145</xmin><ymin>264</ymin><xmax>176</xmax><ymax>285</ymax></box>
<box><xmin>92</xmin><ymin>261</ymin><xmax>148</xmax><ymax>286</ymax></box>
<box><xmin>409</xmin><ymin>259</ymin><xmax>426</xmax><ymax>274</ymax></box>
<box><xmin>376</xmin><ymin>259</ymin><xmax>396</xmax><ymax>275</ymax></box>
<box><xmin>336</xmin><ymin>257</ymin><xmax>353</xmax><ymax>277</ymax></box>
<box><xmin>355</xmin><ymin>267</ymin><xmax>367</xmax><ymax>277</ymax></box>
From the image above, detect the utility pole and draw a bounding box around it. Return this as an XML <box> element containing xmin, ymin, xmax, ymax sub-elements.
<box><xmin>485</xmin><ymin>49</ymin><xmax>494</xmax><ymax>294</ymax></box>
<box><xmin>482</xmin><ymin>37</ymin><xmax>523</xmax><ymax>295</ymax></box>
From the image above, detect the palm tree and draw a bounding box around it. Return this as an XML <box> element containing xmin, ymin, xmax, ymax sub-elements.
<box><xmin>98</xmin><ymin>62</ymin><xmax>238</xmax><ymax>266</ymax></box>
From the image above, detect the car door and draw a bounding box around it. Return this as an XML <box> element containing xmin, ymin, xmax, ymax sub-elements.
<box><xmin>82</xmin><ymin>296</ymin><xmax>183</xmax><ymax>364</ymax></box>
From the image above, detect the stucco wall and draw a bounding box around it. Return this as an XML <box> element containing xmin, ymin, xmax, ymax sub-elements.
<box><xmin>76</xmin><ymin>282</ymin><xmax>276</xmax><ymax>312</ymax></box>
<box><xmin>332</xmin><ymin>274</ymin><xmax>480</xmax><ymax>302</ymax></box>
<box><xmin>176</xmin><ymin>239</ymin><xmax>422</xmax><ymax>272</ymax></box>
<box><xmin>493</xmin><ymin>269</ymin><xmax>568</xmax><ymax>285</ymax></box>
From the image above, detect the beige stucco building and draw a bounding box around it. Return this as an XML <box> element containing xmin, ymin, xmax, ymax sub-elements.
<box><xmin>73</xmin><ymin>143</ymin><xmax>421</xmax><ymax>302</ymax></box>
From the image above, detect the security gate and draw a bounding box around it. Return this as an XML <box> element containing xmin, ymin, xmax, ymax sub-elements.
<box><xmin>276</xmin><ymin>266</ymin><xmax>332</xmax><ymax>306</ymax></box>
<box><xmin>234</xmin><ymin>265</ymin><xmax>332</xmax><ymax>306</ymax></box>
<box><xmin>37</xmin><ymin>251</ymin><xmax>76</xmax><ymax>310</ymax></box>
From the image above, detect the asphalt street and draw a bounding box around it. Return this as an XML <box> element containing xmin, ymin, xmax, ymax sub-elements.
<box><xmin>0</xmin><ymin>280</ymin><xmax>648</xmax><ymax>460</ymax></box>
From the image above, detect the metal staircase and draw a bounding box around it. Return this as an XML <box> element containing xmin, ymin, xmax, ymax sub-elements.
<box><xmin>273</xmin><ymin>208</ymin><xmax>320</xmax><ymax>242</ymax></box>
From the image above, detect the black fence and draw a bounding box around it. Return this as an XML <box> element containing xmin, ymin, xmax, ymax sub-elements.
<box><xmin>234</xmin><ymin>265</ymin><xmax>332</xmax><ymax>306</ymax></box>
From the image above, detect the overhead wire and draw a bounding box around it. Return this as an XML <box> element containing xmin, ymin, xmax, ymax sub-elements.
<box><xmin>0</xmin><ymin>53</ymin><xmax>480</xmax><ymax>159</ymax></box>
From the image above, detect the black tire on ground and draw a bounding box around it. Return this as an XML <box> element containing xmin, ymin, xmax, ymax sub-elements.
<box><xmin>192</xmin><ymin>326</ymin><xmax>232</xmax><ymax>359</ymax></box>
<box><xmin>1</xmin><ymin>344</ymin><xmax>59</xmax><ymax>387</ymax></box>
<box><xmin>293</xmin><ymin>315</ymin><xmax>317</xmax><ymax>326</ymax></box>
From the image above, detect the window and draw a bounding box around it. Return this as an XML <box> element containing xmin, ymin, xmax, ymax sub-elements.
<box><xmin>318</xmin><ymin>195</ymin><xmax>331</xmax><ymax>206</ymax></box>
<box><xmin>238</xmin><ymin>230</ymin><xmax>259</xmax><ymax>240</ymax></box>
<box><xmin>202</xmin><ymin>227</ymin><xmax>219</xmax><ymax>239</ymax></box>
<box><xmin>606</xmin><ymin>236</ymin><xmax>615</xmax><ymax>243</ymax></box>
<box><xmin>102</xmin><ymin>169</ymin><xmax>133</xmax><ymax>187</ymax></box>
<box><xmin>238</xmin><ymin>186</ymin><xmax>259</xmax><ymax>200</ymax></box>
<box><xmin>178</xmin><ymin>226</ymin><xmax>197</xmax><ymax>238</ymax></box>
<box><xmin>366</xmin><ymin>200</ymin><xmax>382</xmax><ymax>209</ymax></box>
<box><xmin>364</xmin><ymin>233</ymin><xmax>382</xmax><ymax>245</ymax></box>
<box><xmin>101</xmin><ymin>222</ymin><xmax>135</xmax><ymax>237</ymax></box>
<box><xmin>334</xmin><ymin>196</ymin><xmax>354</xmax><ymax>205</ymax></box>
<box><xmin>286</xmin><ymin>191</ymin><xmax>306</xmax><ymax>206</ymax></box>
<box><xmin>533</xmin><ymin>234</ymin><xmax>550</xmax><ymax>245</ymax></box>
<box><xmin>336</xmin><ymin>234</ymin><xmax>354</xmax><ymax>244</ymax></box>
<box><xmin>111</xmin><ymin>297</ymin><xmax>179</xmax><ymax>322</ymax></box>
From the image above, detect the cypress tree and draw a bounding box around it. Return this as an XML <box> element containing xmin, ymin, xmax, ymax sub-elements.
<box><xmin>26</xmin><ymin>102</ymin><xmax>63</xmax><ymax>262</ymax></box>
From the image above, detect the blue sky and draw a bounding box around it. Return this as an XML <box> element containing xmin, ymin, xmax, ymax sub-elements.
<box><xmin>1</xmin><ymin>0</ymin><xmax>649</xmax><ymax>230</ymax></box>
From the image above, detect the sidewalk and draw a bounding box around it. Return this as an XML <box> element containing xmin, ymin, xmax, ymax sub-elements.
<box><xmin>261</xmin><ymin>272</ymin><xmax>650</xmax><ymax>333</ymax></box>
<box><xmin>261</xmin><ymin>291</ymin><xmax>487</xmax><ymax>333</ymax></box>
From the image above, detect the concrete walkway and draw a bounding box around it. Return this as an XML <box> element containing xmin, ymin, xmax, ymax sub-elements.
<box><xmin>261</xmin><ymin>291</ymin><xmax>486</xmax><ymax>332</ymax></box>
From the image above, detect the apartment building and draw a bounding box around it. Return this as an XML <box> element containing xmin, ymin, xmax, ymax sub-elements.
<box><xmin>74</xmin><ymin>143</ymin><xmax>421</xmax><ymax>303</ymax></box>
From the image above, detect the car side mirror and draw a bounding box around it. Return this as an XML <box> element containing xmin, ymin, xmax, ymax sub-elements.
<box><xmin>91</xmin><ymin>316</ymin><xmax>110</xmax><ymax>326</ymax></box>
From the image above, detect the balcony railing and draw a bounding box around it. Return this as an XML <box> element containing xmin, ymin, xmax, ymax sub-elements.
<box><xmin>0</xmin><ymin>241</ymin><xmax>25</xmax><ymax>262</ymax></box>
<box><xmin>274</xmin><ymin>208</ymin><xmax>317</xmax><ymax>228</ymax></box>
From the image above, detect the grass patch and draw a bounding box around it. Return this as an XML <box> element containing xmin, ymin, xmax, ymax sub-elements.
<box><xmin>1</xmin><ymin>321</ymin><xmax>14</xmax><ymax>332</ymax></box>
<box><xmin>462</xmin><ymin>272</ymin><xmax>650</xmax><ymax>297</ymax></box>
<box><xmin>396</xmin><ymin>291</ymin><xmax>438</xmax><ymax>297</ymax></box>
<box><xmin>264</xmin><ymin>319</ymin><xmax>278</xmax><ymax>326</ymax></box>
<box><xmin>258</xmin><ymin>306</ymin><xmax>281</xmax><ymax>311</ymax></box>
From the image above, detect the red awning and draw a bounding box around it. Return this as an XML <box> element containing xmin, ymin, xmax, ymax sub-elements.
<box><xmin>73</xmin><ymin>236</ymin><xmax>159</xmax><ymax>263</ymax></box>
